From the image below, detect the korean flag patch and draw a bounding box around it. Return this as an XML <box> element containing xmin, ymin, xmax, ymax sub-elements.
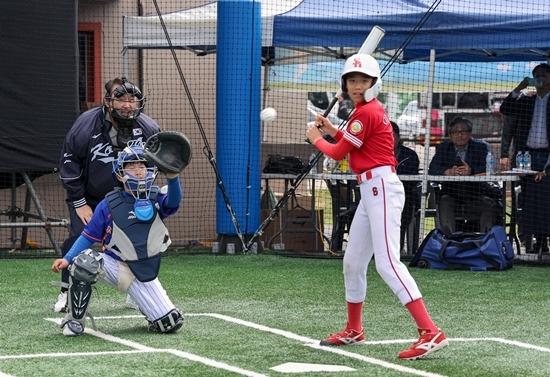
<box><xmin>133</xmin><ymin>128</ymin><xmax>143</xmax><ymax>136</ymax></box>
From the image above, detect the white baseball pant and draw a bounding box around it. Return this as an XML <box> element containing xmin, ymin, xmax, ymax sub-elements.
<box><xmin>343</xmin><ymin>166</ymin><xmax>422</xmax><ymax>305</ymax></box>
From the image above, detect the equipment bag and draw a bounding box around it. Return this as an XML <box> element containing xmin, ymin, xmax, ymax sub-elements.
<box><xmin>263</xmin><ymin>154</ymin><xmax>306</xmax><ymax>175</ymax></box>
<box><xmin>410</xmin><ymin>225</ymin><xmax>514</xmax><ymax>271</ymax></box>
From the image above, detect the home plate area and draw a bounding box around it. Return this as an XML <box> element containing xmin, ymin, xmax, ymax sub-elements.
<box><xmin>270</xmin><ymin>362</ymin><xmax>355</xmax><ymax>373</ymax></box>
<box><xmin>43</xmin><ymin>313</ymin><xmax>550</xmax><ymax>376</ymax></box>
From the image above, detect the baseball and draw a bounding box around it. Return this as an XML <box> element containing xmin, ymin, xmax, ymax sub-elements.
<box><xmin>260</xmin><ymin>107</ymin><xmax>277</xmax><ymax>122</ymax></box>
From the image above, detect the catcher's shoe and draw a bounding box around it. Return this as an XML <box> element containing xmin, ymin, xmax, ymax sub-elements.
<box><xmin>54</xmin><ymin>292</ymin><xmax>67</xmax><ymax>313</ymax></box>
<box><xmin>147</xmin><ymin>309</ymin><xmax>184</xmax><ymax>334</ymax></box>
<box><xmin>320</xmin><ymin>328</ymin><xmax>365</xmax><ymax>346</ymax></box>
<box><xmin>398</xmin><ymin>328</ymin><xmax>448</xmax><ymax>360</ymax></box>
<box><xmin>62</xmin><ymin>320</ymin><xmax>85</xmax><ymax>337</ymax></box>
<box><xmin>147</xmin><ymin>319</ymin><xmax>183</xmax><ymax>334</ymax></box>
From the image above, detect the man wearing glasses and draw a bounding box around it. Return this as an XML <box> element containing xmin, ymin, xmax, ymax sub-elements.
<box><xmin>428</xmin><ymin>117</ymin><xmax>497</xmax><ymax>234</ymax></box>
<box><xmin>55</xmin><ymin>77</ymin><xmax>161</xmax><ymax>313</ymax></box>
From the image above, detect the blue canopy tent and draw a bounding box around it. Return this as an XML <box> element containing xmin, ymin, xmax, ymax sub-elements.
<box><xmin>122</xmin><ymin>0</ymin><xmax>550</xmax><ymax>249</ymax></box>
<box><xmin>123</xmin><ymin>0</ymin><xmax>550</xmax><ymax>63</ymax></box>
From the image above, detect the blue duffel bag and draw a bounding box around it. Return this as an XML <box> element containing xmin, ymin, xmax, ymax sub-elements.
<box><xmin>410</xmin><ymin>225</ymin><xmax>514</xmax><ymax>271</ymax></box>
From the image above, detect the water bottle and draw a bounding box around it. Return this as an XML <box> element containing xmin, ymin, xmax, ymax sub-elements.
<box><xmin>523</xmin><ymin>151</ymin><xmax>531</xmax><ymax>171</ymax></box>
<box><xmin>516</xmin><ymin>151</ymin><xmax>524</xmax><ymax>169</ymax></box>
<box><xmin>486</xmin><ymin>150</ymin><xmax>495</xmax><ymax>175</ymax></box>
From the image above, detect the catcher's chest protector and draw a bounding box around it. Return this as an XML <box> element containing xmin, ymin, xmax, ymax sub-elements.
<box><xmin>105</xmin><ymin>188</ymin><xmax>170</xmax><ymax>281</ymax></box>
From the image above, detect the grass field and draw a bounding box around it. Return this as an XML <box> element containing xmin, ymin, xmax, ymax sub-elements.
<box><xmin>1</xmin><ymin>252</ymin><xmax>549</xmax><ymax>377</ymax></box>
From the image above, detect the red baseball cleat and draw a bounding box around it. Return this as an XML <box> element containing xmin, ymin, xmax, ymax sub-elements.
<box><xmin>320</xmin><ymin>328</ymin><xmax>365</xmax><ymax>346</ymax></box>
<box><xmin>398</xmin><ymin>328</ymin><xmax>449</xmax><ymax>360</ymax></box>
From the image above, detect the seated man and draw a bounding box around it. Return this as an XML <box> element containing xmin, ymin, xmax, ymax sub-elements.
<box><xmin>392</xmin><ymin>121</ymin><xmax>420</xmax><ymax>252</ymax></box>
<box><xmin>428</xmin><ymin>117</ymin><xmax>498</xmax><ymax>233</ymax></box>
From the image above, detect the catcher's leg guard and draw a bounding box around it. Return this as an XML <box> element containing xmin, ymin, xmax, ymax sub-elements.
<box><xmin>148</xmin><ymin>309</ymin><xmax>184</xmax><ymax>334</ymax></box>
<box><xmin>61</xmin><ymin>249</ymin><xmax>103</xmax><ymax>336</ymax></box>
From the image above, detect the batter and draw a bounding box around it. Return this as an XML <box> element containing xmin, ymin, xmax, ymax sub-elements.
<box><xmin>305</xmin><ymin>53</ymin><xmax>448</xmax><ymax>360</ymax></box>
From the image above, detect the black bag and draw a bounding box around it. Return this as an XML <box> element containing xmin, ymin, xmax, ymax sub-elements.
<box><xmin>263</xmin><ymin>154</ymin><xmax>306</xmax><ymax>175</ymax></box>
<box><xmin>410</xmin><ymin>225</ymin><xmax>514</xmax><ymax>271</ymax></box>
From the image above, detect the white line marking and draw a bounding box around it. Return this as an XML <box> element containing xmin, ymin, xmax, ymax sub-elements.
<box><xmin>190</xmin><ymin>313</ymin><xmax>446</xmax><ymax>377</ymax></box>
<box><xmin>357</xmin><ymin>337</ymin><xmax>550</xmax><ymax>353</ymax></box>
<box><xmin>447</xmin><ymin>338</ymin><xmax>550</xmax><ymax>353</ymax></box>
<box><xmin>1</xmin><ymin>314</ymin><xmax>543</xmax><ymax>377</ymax></box>
<box><xmin>0</xmin><ymin>350</ymin><xmax>153</xmax><ymax>360</ymax></box>
<box><xmin>42</xmin><ymin>318</ymin><xmax>268</xmax><ymax>377</ymax></box>
<box><xmin>310</xmin><ymin>343</ymin><xmax>447</xmax><ymax>377</ymax></box>
<box><xmin>270</xmin><ymin>362</ymin><xmax>355</xmax><ymax>373</ymax></box>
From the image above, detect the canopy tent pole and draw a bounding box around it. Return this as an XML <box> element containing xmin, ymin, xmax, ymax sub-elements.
<box><xmin>418</xmin><ymin>49</ymin><xmax>436</xmax><ymax>249</ymax></box>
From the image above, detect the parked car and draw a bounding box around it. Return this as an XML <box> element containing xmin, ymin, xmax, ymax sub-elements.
<box><xmin>397</xmin><ymin>100</ymin><xmax>443</xmax><ymax>146</ymax></box>
<box><xmin>396</xmin><ymin>100</ymin><xmax>422</xmax><ymax>139</ymax></box>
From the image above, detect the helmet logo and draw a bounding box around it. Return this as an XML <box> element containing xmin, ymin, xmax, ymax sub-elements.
<box><xmin>353</xmin><ymin>58</ymin><xmax>363</xmax><ymax>68</ymax></box>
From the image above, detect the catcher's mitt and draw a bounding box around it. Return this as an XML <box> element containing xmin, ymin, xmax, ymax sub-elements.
<box><xmin>143</xmin><ymin>131</ymin><xmax>192</xmax><ymax>174</ymax></box>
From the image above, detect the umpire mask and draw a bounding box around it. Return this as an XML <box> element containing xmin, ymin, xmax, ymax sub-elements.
<box><xmin>107</xmin><ymin>78</ymin><xmax>146</xmax><ymax>147</ymax></box>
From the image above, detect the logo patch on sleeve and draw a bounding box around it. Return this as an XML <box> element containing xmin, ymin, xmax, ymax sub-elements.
<box><xmin>350</xmin><ymin>120</ymin><xmax>363</xmax><ymax>135</ymax></box>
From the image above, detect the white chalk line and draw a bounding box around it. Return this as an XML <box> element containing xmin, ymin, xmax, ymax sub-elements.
<box><xmin>40</xmin><ymin>317</ymin><xmax>267</xmax><ymax>377</ymax></box>
<box><xmin>0</xmin><ymin>314</ymin><xmax>546</xmax><ymax>377</ymax></box>
<box><xmin>192</xmin><ymin>313</ymin><xmax>445</xmax><ymax>377</ymax></box>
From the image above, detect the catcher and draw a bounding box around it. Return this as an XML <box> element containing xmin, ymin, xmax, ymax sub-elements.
<box><xmin>51</xmin><ymin>132</ymin><xmax>192</xmax><ymax>336</ymax></box>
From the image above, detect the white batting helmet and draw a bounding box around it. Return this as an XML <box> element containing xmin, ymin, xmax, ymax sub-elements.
<box><xmin>341</xmin><ymin>53</ymin><xmax>382</xmax><ymax>102</ymax></box>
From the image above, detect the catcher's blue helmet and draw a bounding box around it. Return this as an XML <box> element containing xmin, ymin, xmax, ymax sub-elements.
<box><xmin>112</xmin><ymin>140</ymin><xmax>157</xmax><ymax>195</ymax></box>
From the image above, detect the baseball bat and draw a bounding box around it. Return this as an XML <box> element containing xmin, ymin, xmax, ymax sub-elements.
<box><xmin>306</xmin><ymin>25</ymin><xmax>386</xmax><ymax>142</ymax></box>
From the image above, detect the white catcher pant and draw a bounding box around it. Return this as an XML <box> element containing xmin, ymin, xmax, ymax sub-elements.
<box><xmin>99</xmin><ymin>253</ymin><xmax>177</xmax><ymax>322</ymax></box>
<box><xmin>343</xmin><ymin>166</ymin><xmax>422</xmax><ymax>305</ymax></box>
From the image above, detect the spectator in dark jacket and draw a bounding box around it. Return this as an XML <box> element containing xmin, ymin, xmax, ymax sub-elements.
<box><xmin>428</xmin><ymin>117</ymin><xmax>497</xmax><ymax>233</ymax></box>
<box><xmin>337</xmin><ymin>92</ymin><xmax>354</xmax><ymax>120</ymax></box>
<box><xmin>499</xmin><ymin>63</ymin><xmax>550</xmax><ymax>253</ymax></box>
<box><xmin>392</xmin><ymin>121</ymin><xmax>420</xmax><ymax>252</ymax></box>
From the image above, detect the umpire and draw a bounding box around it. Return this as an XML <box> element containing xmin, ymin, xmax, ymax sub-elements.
<box><xmin>55</xmin><ymin>77</ymin><xmax>161</xmax><ymax>312</ymax></box>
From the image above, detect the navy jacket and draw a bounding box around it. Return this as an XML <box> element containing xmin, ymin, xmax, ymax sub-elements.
<box><xmin>396</xmin><ymin>144</ymin><xmax>419</xmax><ymax>176</ymax></box>
<box><xmin>396</xmin><ymin>143</ymin><xmax>420</xmax><ymax>194</ymax></box>
<box><xmin>59</xmin><ymin>106</ymin><xmax>161</xmax><ymax>207</ymax></box>
<box><xmin>428</xmin><ymin>138</ymin><xmax>491</xmax><ymax>199</ymax></box>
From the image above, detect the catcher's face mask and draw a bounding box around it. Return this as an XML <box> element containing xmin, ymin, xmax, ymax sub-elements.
<box><xmin>113</xmin><ymin>141</ymin><xmax>158</xmax><ymax>220</ymax></box>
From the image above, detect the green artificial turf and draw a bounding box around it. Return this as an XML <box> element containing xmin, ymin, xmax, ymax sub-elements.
<box><xmin>1</xmin><ymin>253</ymin><xmax>549</xmax><ymax>376</ymax></box>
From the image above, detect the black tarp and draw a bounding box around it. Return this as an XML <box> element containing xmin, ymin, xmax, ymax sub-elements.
<box><xmin>0</xmin><ymin>0</ymin><xmax>79</xmax><ymax>178</ymax></box>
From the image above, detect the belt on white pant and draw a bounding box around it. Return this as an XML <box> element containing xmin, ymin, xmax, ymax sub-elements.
<box><xmin>356</xmin><ymin>166</ymin><xmax>396</xmax><ymax>184</ymax></box>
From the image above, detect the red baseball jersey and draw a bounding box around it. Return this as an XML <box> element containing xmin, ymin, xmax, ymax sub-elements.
<box><xmin>315</xmin><ymin>99</ymin><xmax>397</xmax><ymax>174</ymax></box>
